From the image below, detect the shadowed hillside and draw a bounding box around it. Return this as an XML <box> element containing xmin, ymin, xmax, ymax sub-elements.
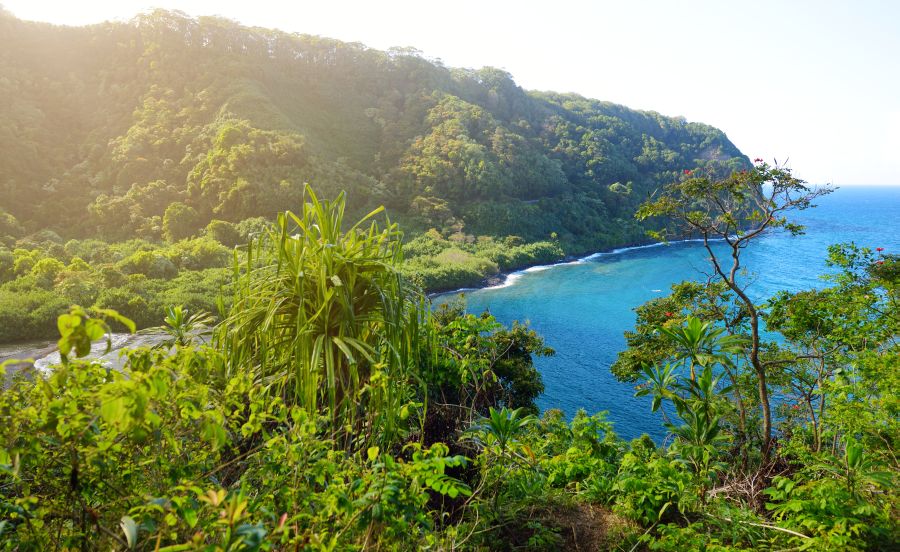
<box><xmin>0</xmin><ymin>9</ymin><xmax>750</xmax><ymax>339</ymax></box>
<box><xmin>0</xmin><ymin>9</ymin><xmax>747</xmax><ymax>248</ymax></box>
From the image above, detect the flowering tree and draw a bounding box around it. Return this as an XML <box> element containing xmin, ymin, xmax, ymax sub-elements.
<box><xmin>636</xmin><ymin>160</ymin><xmax>832</xmax><ymax>458</ymax></box>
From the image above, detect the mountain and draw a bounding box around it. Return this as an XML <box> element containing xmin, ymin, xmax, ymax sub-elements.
<box><xmin>0</xmin><ymin>9</ymin><xmax>750</xmax><ymax>339</ymax></box>
<box><xmin>0</xmin><ymin>9</ymin><xmax>748</xmax><ymax>250</ymax></box>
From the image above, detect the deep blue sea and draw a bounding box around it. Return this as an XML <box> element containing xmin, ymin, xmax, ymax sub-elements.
<box><xmin>436</xmin><ymin>186</ymin><xmax>900</xmax><ymax>441</ymax></box>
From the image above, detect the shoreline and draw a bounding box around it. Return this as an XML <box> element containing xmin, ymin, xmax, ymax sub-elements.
<box><xmin>427</xmin><ymin>236</ymin><xmax>718</xmax><ymax>299</ymax></box>
<box><xmin>1</xmin><ymin>332</ymin><xmax>169</xmax><ymax>380</ymax></box>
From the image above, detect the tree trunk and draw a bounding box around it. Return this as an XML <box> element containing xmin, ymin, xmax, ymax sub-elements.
<box><xmin>704</xmin><ymin>237</ymin><xmax>773</xmax><ymax>459</ymax></box>
<box><xmin>745</xmin><ymin>307</ymin><xmax>772</xmax><ymax>458</ymax></box>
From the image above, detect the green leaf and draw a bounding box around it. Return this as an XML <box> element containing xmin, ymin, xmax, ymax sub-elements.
<box><xmin>75</xmin><ymin>335</ymin><xmax>91</xmax><ymax>357</ymax></box>
<box><xmin>57</xmin><ymin>314</ymin><xmax>81</xmax><ymax>337</ymax></box>
<box><xmin>85</xmin><ymin>319</ymin><xmax>106</xmax><ymax>341</ymax></box>
<box><xmin>120</xmin><ymin>516</ymin><xmax>138</xmax><ymax>549</ymax></box>
<box><xmin>100</xmin><ymin>396</ymin><xmax>127</xmax><ymax>426</ymax></box>
<box><xmin>182</xmin><ymin>508</ymin><xmax>198</xmax><ymax>529</ymax></box>
<box><xmin>96</xmin><ymin>308</ymin><xmax>137</xmax><ymax>333</ymax></box>
<box><xmin>58</xmin><ymin>336</ymin><xmax>73</xmax><ymax>357</ymax></box>
<box><xmin>367</xmin><ymin>446</ymin><xmax>379</xmax><ymax>461</ymax></box>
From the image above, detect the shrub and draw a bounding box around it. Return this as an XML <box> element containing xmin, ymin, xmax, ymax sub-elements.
<box><xmin>205</xmin><ymin>219</ymin><xmax>243</xmax><ymax>247</ymax></box>
<box><xmin>235</xmin><ymin>216</ymin><xmax>273</xmax><ymax>240</ymax></box>
<box><xmin>64</xmin><ymin>238</ymin><xmax>113</xmax><ymax>264</ymax></box>
<box><xmin>0</xmin><ymin>248</ymin><xmax>14</xmax><ymax>283</ymax></box>
<box><xmin>117</xmin><ymin>250</ymin><xmax>178</xmax><ymax>279</ymax></box>
<box><xmin>94</xmin><ymin>287</ymin><xmax>156</xmax><ymax>328</ymax></box>
<box><xmin>165</xmin><ymin>237</ymin><xmax>230</xmax><ymax>270</ymax></box>
<box><xmin>162</xmin><ymin>201</ymin><xmax>201</xmax><ymax>242</ymax></box>
<box><xmin>0</xmin><ymin>288</ymin><xmax>68</xmax><ymax>341</ymax></box>
<box><xmin>29</xmin><ymin>257</ymin><xmax>66</xmax><ymax>287</ymax></box>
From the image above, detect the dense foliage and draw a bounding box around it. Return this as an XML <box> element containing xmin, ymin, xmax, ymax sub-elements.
<box><xmin>0</xmin><ymin>9</ymin><xmax>749</xmax><ymax>339</ymax></box>
<box><xmin>2</xmin><ymin>170</ymin><xmax>897</xmax><ymax>550</ymax></box>
<box><xmin>2</xmin><ymin>8</ymin><xmax>895</xmax><ymax>551</ymax></box>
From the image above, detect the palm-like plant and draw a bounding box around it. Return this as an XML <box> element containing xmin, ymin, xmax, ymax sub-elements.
<box><xmin>636</xmin><ymin>342</ymin><xmax>734</xmax><ymax>502</ymax></box>
<box><xmin>468</xmin><ymin>406</ymin><xmax>536</xmax><ymax>455</ymax></box>
<box><xmin>814</xmin><ymin>437</ymin><xmax>894</xmax><ymax>497</ymax></box>
<box><xmin>215</xmin><ymin>186</ymin><xmax>426</xmax><ymax>449</ymax></box>
<box><xmin>635</xmin><ymin>362</ymin><xmax>678</xmax><ymax>421</ymax></box>
<box><xmin>658</xmin><ymin>317</ymin><xmax>746</xmax><ymax>380</ymax></box>
<box><xmin>668</xmin><ymin>365</ymin><xmax>732</xmax><ymax>502</ymax></box>
<box><xmin>467</xmin><ymin>406</ymin><xmax>537</xmax><ymax>512</ymax></box>
<box><xmin>154</xmin><ymin>306</ymin><xmax>214</xmax><ymax>348</ymax></box>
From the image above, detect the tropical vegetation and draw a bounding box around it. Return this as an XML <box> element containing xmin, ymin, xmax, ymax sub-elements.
<box><xmin>0</xmin><ymin>8</ymin><xmax>896</xmax><ymax>551</ymax></box>
<box><xmin>0</xmin><ymin>8</ymin><xmax>748</xmax><ymax>340</ymax></box>
<box><xmin>1</xmin><ymin>164</ymin><xmax>897</xmax><ymax>550</ymax></box>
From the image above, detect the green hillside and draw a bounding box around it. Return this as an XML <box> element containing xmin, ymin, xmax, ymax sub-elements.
<box><xmin>0</xmin><ymin>10</ymin><xmax>897</xmax><ymax>551</ymax></box>
<box><xmin>0</xmin><ymin>9</ymin><xmax>749</xmax><ymax>339</ymax></box>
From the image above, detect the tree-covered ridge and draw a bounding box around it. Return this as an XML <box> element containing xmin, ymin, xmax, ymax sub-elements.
<box><xmin>0</xmin><ymin>8</ymin><xmax>746</xmax><ymax>247</ymax></box>
<box><xmin>0</xmin><ymin>9</ymin><xmax>748</xmax><ymax>341</ymax></box>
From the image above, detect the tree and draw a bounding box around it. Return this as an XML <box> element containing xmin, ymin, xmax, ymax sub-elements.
<box><xmin>204</xmin><ymin>219</ymin><xmax>242</xmax><ymax>247</ymax></box>
<box><xmin>0</xmin><ymin>209</ymin><xmax>24</xmax><ymax>244</ymax></box>
<box><xmin>636</xmin><ymin>161</ymin><xmax>832</xmax><ymax>458</ymax></box>
<box><xmin>162</xmin><ymin>202</ymin><xmax>201</xmax><ymax>242</ymax></box>
<box><xmin>767</xmin><ymin>244</ymin><xmax>898</xmax><ymax>453</ymax></box>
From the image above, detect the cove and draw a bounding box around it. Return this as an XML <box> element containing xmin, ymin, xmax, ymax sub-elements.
<box><xmin>434</xmin><ymin>186</ymin><xmax>900</xmax><ymax>442</ymax></box>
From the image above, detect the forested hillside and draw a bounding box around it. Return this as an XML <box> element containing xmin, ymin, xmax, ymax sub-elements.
<box><xmin>0</xmin><ymin>9</ymin><xmax>748</xmax><ymax>339</ymax></box>
<box><xmin>1</xmin><ymin>9</ymin><xmax>897</xmax><ymax>550</ymax></box>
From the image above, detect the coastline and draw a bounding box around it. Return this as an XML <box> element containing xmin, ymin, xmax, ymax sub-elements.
<box><xmin>427</xmin><ymin>237</ymin><xmax>718</xmax><ymax>299</ymax></box>
<box><xmin>1</xmin><ymin>332</ymin><xmax>169</xmax><ymax>381</ymax></box>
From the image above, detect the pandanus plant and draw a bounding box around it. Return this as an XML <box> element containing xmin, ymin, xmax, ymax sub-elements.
<box><xmin>466</xmin><ymin>406</ymin><xmax>537</xmax><ymax>512</ymax></box>
<box><xmin>215</xmin><ymin>186</ymin><xmax>427</xmax><ymax>450</ymax></box>
<box><xmin>657</xmin><ymin>316</ymin><xmax>751</xmax><ymax>437</ymax></box>
<box><xmin>640</xmin><ymin>318</ymin><xmax>741</xmax><ymax>501</ymax></box>
<box><xmin>668</xmin><ymin>366</ymin><xmax>731</xmax><ymax>469</ymax></box>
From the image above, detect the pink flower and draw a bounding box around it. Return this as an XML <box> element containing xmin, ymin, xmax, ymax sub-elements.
<box><xmin>876</xmin><ymin>260</ymin><xmax>884</xmax><ymax>265</ymax></box>
<box><xmin>664</xmin><ymin>311</ymin><xmax>674</xmax><ymax>318</ymax></box>
<box><xmin>683</xmin><ymin>169</ymin><xmax>692</xmax><ymax>175</ymax></box>
<box><xmin>876</xmin><ymin>247</ymin><xmax>884</xmax><ymax>252</ymax></box>
<box><xmin>792</xmin><ymin>404</ymin><xmax>800</xmax><ymax>411</ymax></box>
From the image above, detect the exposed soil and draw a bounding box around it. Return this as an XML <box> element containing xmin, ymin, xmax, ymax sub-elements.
<box><xmin>544</xmin><ymin>502</ymin><xmax>633</xmax><ymax>551</ymax></box>
<box><xmin>500</xmin><ymin>500</ymin><xmax>638</xmax><ymax>551</ymax></box>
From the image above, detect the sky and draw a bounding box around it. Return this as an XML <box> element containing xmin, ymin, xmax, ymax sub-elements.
<box><xmin>4</xmin><ymin>0</ymin><xmax>899</xmax><ymax>185</ymax></box>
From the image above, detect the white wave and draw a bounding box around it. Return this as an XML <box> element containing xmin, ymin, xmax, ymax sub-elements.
<box><xmin>31</xmin><ymin>332</ymin><xmax>169</xmax><ymax>374</ymax></box>
<box><xmin>433</xmin><ymin>236</ymin><xmax>728</xmax><ymax>298</ymax></box>
<box><xmin>483</xmin><ymin>272</ymin><xmax>523</xmax><ymax>290</ymax></box>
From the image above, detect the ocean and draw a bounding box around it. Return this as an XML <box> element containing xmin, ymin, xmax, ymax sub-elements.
<box><xmin>434</xmin><ymin>185</ymin><xmax>900</xmax><ymax>441</ymax></box>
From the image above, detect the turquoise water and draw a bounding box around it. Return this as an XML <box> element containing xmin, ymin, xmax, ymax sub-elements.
<box><xmin>436</xmin><ymin>186</ymin><xmax>900</xmax><ymax>441</ymax></box>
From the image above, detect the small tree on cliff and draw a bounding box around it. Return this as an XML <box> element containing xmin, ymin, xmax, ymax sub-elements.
<box><xmin>635</xmin><ymin>160</ymin><xmax>832</xmax><ymax>459</ymax></box>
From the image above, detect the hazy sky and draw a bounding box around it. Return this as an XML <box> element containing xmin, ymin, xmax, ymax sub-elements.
<box><xmin>5</xmin><ymin>0</ymin><xmax>900</xmax><ymax>185</ymax></box>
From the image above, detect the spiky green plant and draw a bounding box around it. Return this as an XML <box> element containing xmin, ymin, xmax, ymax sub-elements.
<box><xmin>152</xmin><ymin>306</ymin><xmax>214</xmax><ymax>348</ymax></box>
<box><xmin>658</xmin><ymin>317</ymin><xmax>746</xmax><ymax>380</ymax></box>
<box><xmin>215</xmin><ymin>186</ymin><xmax>427</xmax><ymax>449</ymax></box>
<box><xmin>467</xmin><ymin>406</ymin><xmax>536</xmax><ymax>455</ymax></box>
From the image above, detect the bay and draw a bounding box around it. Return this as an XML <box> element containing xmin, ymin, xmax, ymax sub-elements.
<box><xmin>435</xmin><ymin>185</ymin><xmax>900</xmax><ymax>442</ymax></box>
